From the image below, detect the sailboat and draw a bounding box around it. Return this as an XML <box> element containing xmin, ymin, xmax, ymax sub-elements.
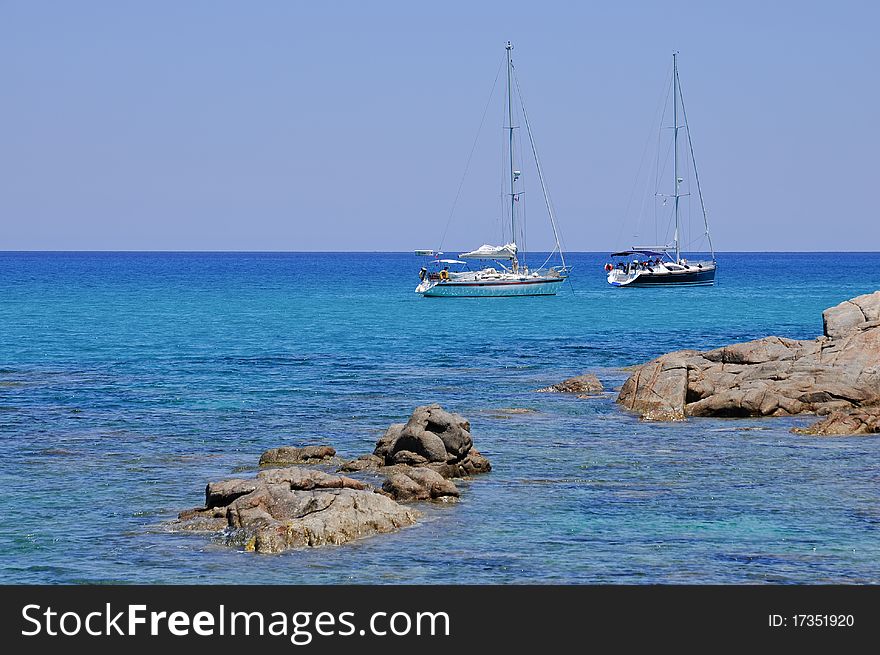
<box><xmin>606</xmin><ymin>53</ymin><xmax>717</xmax><ymax>287</ymax></box>
<box><xmin>415</xmin><ymin>42</ymin><xmax>570</xmax><ymax>298</ymax></box>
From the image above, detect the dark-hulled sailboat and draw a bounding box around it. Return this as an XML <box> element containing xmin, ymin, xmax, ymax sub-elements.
<box><xmin>606</xmin><ymin>53</ymin><xmax>717</xmax><ymax>287</ymax></box>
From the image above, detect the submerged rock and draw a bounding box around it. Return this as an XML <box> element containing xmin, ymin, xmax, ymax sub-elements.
<box><xmin>487</xmin><ymin>407</ymin><xmax>538</xmax><ymax>415</ymax></box>
<box><xmin>258</xmin><ymin>445</ymin><xmax>336</xmax><ymax>466</ymax></box>
<box><xmin>617</xmin><ymin>291</ymin><xmax>880</xmax><ymax>423</ymax></box>
<box><xmin>537</xmin><ymin>374</ymin><xmax>604</xmax><ymax>395</ymax></box>
<box><xmin>175</xmin><ymin>466</ymin><xmax>418</xmax><ymax>554</ymax></box>
<box><xmin>795</xmin><ymin>405</ymin><xmax>880</xmax><ymax>436</ymax></box>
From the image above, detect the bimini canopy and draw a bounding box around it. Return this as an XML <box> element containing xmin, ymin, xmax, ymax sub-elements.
<box><xmin>459</xmin><ymin>243</ymin><xmax>518</xmax><ymax>260</ymax></box>
<box><xmin>610</xmin><ymin>250</ymin><xmax>667</xmax><ymax>258</ymax></box>
<box><xmin>433</xmin><ymin>259</ymin><xmax>466</xmax><ymax>265</ymax></box>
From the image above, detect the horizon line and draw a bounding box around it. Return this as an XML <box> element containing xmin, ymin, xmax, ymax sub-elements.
<box><xmin>1</xmin><ymin>249</ymin><xmax>879</xmax><ymax>255</ymax></box>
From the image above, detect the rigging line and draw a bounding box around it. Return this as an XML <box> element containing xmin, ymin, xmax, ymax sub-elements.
<box><xmin>517</xmin><ymin>101</ymin><xmax>528</xmax><ymax>263</ymax></box>
<box><xmin>651</xmin><ymin>68</ymin><xmax>674</xmax><ymax>245</ymax></box>
<box><xmin>617</xmin><ymin>61</ymin><xmax>674</xmax><ymax>250</ymax></box>
<box><xmin>438</xmin><ymin>55</ymin><xmax>506</xmax><ymax>252</ymax></box>
<box><xmin>676</xmin><ymin>65</ymin><xmax>715</xmax><ymax>261</ymax></box>
<box><xmin>511</xmin><ymin>64</ymin><xmax>566</xmax><ymax>269</ymax></box>
<box><xmin>500</xmin><ymin>96</ymin><xmax>508</xmax><ymax>243</ymax></box>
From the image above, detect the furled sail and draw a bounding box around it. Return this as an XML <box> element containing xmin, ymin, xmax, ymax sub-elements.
<box><xmin>458</xmin><ymin>243</ymin><xmax>518</xmax><ymax>260</ymax></box>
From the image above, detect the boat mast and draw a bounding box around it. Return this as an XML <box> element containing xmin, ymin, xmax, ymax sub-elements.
<box><xmin>672</xmin><ymin>52</ymin><xmax>681</xmax><ymax>264</ymax></box>
<box><xmin>506</xmin><ymin>41</ymin><xmax>519</xmax><ymax>273</ymax></box>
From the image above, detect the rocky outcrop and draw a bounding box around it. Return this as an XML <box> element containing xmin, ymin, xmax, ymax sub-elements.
<box><xmin>823</xmin><ymin>291</ymin><xmax>880</xmax><ymax>339</ymax></box>
<box><xmin>174</xmin><ymin>405</ymin><xmax>490</xmax><ymax>552</ymax></box>
<box><xmin>340</xmin><ymin>404</ymin><xmax>492</xmax><ymax>480</ymax></box>
<box><xmin>617</xmin><ymin>292</ymin><xmax>880</xmax><ymax>422</ymax></box>
<box><xmin>175</xmin><ymin>466</ymin><xmax>418</xmax><ymax>553</ymax></box>
<box><xmin>795</xmin><ymin>405</ymin><xmax>880</xmax><ymax>436</ymax></box>
<box><xmin>258</xmin><ymin>445</ymin><xmax>336</xmax><ymax>466</ymax></box>
<box><xmin>537</xmin><ymin>374</ymin><xmax>604</xmax><ymax>396</ymax></box>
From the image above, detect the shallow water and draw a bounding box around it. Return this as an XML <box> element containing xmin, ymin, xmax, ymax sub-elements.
<box><xmin>1</xmin><ymin>251</ymin><xmax>879</xmax><ymax>584</ymax></box>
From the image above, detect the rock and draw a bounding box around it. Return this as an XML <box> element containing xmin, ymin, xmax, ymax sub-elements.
<box><xmin>258</xmin><ymin>445</ymin><xmax>336</xmax><ymax>466</ymax></box>
<box><xmin>174</xmin><ymin>508</ymin><xmax>228</xmax><ymax>532</ymax></box>
<box><xmin>617</xmin><ymin>293</ymin><xmax>880</xmax><ymax>421</ymax></box>
<box><xmin>392</xmin><ymin>431</ymin><xmax>448</xmax><ymax>463</ymax></box>
<box><xmin>377</xmin><ymin>404</ymin><xmax>488</xmax><ymax>476</ymax></box>
<box><xmin>617</xmin><ymin>352</ymin><xmax>695</xmax><ymax>420</ymax></box>
<box><xmin>338</xmin><ymin>453</ymin><xmax>384</xmax><ymax>472</ymax></box>
<box><xmin>229</xmin><ymin>487</ymin><xmax>418</xmax><ymax>553</ymax></box>
<box><xmin>398</xmin><ymin>404</ymin><xmax>473</xmax><ymax>461</ymax></box>
<box><xmin>794</xmin><ymin>405</ymin><xmax>880</xmax><ymax>436</ymax></box>
<box><xmin>381</xmin><ymin>474</ymin><xmax>429</xmax><ymax>502</ymax></box>
<box><xmin>343</xmin><ymin>404</ymin><xmax>491</xmax><ymax>484</ymax></box>
<box><xmin>256</xmin><ymin>466</ymin><xmax>369</xmax><ymax>490</ymax></box>
<box><xmin>391</xmin><ymin>450</ymin><xmax>430</xmax><ymax>465</ymax></box>
<box><xmin>537</xmin><ymin>374</ymin><xmax>604</xmax><ymax>395</ymax></box>
<box><xmin>175</xmin><ymin>466</ymin><xmax>418</xmax><ymax>553</ymax></box>
<box><xmin>381</xmin><ymin>467</ymin><xmax>460</xmax><ymax>502</ymax></box>
<box><xmin>205</xmin><ymin>479</ymin><xmax>259</xmax><ymax>508</ymax></box>
<box><xmin>823</xmin><ymin>291</ymin><xmax>880</xmax><ymax>339</ymax></box>
<box><xmin>373</xmin><ymin>424</ymin><xmax>404</xmax><ymax>459</ymax></box>
<box><xmin>431</xmin><ymin>448</ymin><xmax>492</xmax><ymax>478</ymax></box>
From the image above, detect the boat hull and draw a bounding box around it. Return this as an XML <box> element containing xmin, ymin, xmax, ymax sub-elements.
<box><xmin>608</xmin><ymin>264</ymin><xmax>716</xmax><ymax>287</ymax></box>
<box><xmin>418</xmin><ymin>278</ymin><xmax>565</xmax><ymax>297</ymax></box>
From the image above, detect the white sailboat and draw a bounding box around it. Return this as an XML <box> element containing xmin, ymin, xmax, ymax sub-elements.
<box><xmin>606</xmin><ymin>53</ymin><xmax>717</xmax><ymax>287</ymax></box>
<box><xmin>415</xmin><ymin>42</ymin><xmax>570</xmax><ymax>298</ymax></box>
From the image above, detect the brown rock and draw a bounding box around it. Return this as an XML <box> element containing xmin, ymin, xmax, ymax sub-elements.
<box><xmin>397</xmin><ymin>404</ymin><xmax>473</xmax><ymax>461</ymax></box>
<box><xmin>373</xmin><ymin>424</ymin><xmax>404</xmax><ymax>459</ymax></box>
<box><xmin>205</xmin><ymin>479</ymin><xmax>259</xmax><ymax>508</ymax></box>
<box><xmin>258</xmin><ymin>445</ymin><xmax>336</xmax><ymax>466</ymax></box>
<box><xmin>381</xmin><ymin>467</ymin><xmax>460</xmax><ymax>502</ymax></box>
<box><xmin>795</xmin><ymin>405</ymin><xmax>880</xmax><ymax>436</ymax></box>
<box><xmin>617</xmin><ymin>293</ymin><xmax>880</xmax><ymax>421</ymax></box>
<box><xmin>175</xmin><ymin>467</ymin><xmax>417</xmax><ymax>554</ymax></box>
<box><xmin>256</xmin><ymin>466</ymin><xmax>368</xmax><ymax>490</ymax></box>
<box><xmin>338</xmin><ymin>454</ymin><xmax>384</xmax><ymax>472</ymax></box>
<box><xmin>823</xmin><ymin>291</ymin><xmax>880</xmax><ymax>339</ymax></box>
<box><xmin>344</xmin><ymin>405</ymin><xmax>492</xmax><ymax>497</ymax></box>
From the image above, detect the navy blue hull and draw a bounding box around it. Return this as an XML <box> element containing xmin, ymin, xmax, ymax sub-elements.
<box><xmin>625</xmin><ymin>266</ymin><xmax>716</xmax><ymax>287</ymax></box>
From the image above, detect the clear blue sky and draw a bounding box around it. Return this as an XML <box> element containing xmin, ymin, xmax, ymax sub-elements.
<box><xmin>1</xmin><ymin>0</ymin><xmax>877</xmax><ymax>251</ymax></box>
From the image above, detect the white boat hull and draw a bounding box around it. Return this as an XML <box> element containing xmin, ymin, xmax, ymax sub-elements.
<box><xmin>417</xmin><ymin>277</ymin><xmax>565</xmax><ymax>297</ymax></box>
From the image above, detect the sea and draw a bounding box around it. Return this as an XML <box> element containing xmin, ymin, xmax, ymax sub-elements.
<box><xmin>1</xmin><ymin>251</ymin><xmax>879</xmax><ymax>584</ymax></box>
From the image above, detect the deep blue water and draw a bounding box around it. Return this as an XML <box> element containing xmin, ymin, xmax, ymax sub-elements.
<box><xmin>1</xmin><ymin>251</ymin><xmax>879</xmax><ymax>584</ymax></box>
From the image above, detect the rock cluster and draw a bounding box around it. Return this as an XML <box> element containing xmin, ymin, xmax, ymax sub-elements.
<box><xmin>174</xmin><ymin>404</ymin><xmax>492</xmax><ymax>552</ymax></box>
<box><xmin>177</xmin><ymin>467</ymin><xmax>417</xmax><ymax>554</ymax></box>
<box><xmin>616</xmin><ymin>291</ymin><xmax>880</xmax><ymax>431</ymax></box>
<box><xmin>340</xmin><ymin>404</ymin><xmax>492</xmax><ymax>488</ymax></box>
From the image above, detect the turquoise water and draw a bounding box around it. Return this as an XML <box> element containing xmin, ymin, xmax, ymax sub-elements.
<box><xmin>1</xmin><ymin>251</ymin><xmax>879</xmax><ymax>584</ymax></box>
